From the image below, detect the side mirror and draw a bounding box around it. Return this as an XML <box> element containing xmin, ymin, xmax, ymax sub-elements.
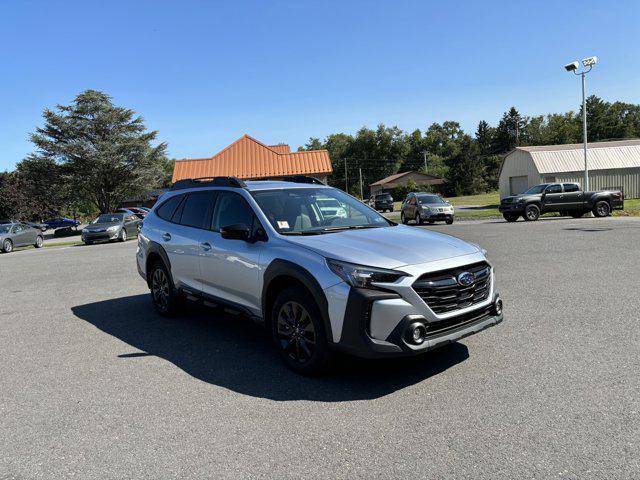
<box><xmin>220</xmin><ymin>223</ymin><xmax>251</xmax><ymax>241</ymax></box>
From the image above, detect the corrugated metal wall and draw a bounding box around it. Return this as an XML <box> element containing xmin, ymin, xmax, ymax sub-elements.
<box><xmin>549</xmin><ymin>167</ymin><xmax>640</xmax><ymax>198</ymax></box>
<box><xmin>499</xmin><ymin>150</ymin><xmax>541</xmax><ymax>198</ymax></box>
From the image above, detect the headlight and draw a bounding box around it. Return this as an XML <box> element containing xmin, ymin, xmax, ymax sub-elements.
<box><xmin>469</xmin><ymin>242</ymin><xmax>488</xmax><ymax>256</ymax></box>
<box><xmin>326</xmin><ymin>259</ymin><xmax>407</xmax><ymax>289</ymax></box>
<box><xmin>107</xmin><ymin>225</ymin><xmax>119</xmax><ymax>232</ymax></box>
<box><xmin>422</xmin><ymin>206</ymin><xmax>431</xmax><ymax>212</ymax></box>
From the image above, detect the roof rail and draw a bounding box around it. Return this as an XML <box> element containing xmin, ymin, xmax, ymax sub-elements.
<box><xmin>261</xmin><ymin>175</ymin><xmax>325</xmax><ymax>185</ymax></box>
<box><xmin>171</xmin><ymin>177</ymin><xmax>247</xmax><ymax>190</ymax></box>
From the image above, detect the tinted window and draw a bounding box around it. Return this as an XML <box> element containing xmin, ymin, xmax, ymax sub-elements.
<box><xmin>212</xmin><ymin>192</ymin><xmax>257</xmax><ymax>232</ymax></box>
<box><xmin>178</xmin><ymin>191</ymin><xmax>216</xmax><ymax>229</ymax></box>
<box><xmin>156</xmin><ymin>195</ymin><xmax>183</xmax><ymax>221</ymax></box>
<box><xmin>563</xmin><ymin>184</ymin><xmax>580</xmax><ymax>192</ymax></box>
<box><xmin>546</xmin><ymin>184</ymin><xmax>562</xmax><ymax>194</ymax></box>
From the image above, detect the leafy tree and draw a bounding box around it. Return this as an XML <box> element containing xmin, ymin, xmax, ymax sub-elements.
<box><xmin>475</xmin><ymin>120</ymin><xmax>495</xmax><ymax>154</ymax></box>
<box><xmin>493</xmin><ymin>107</ymin><xmax>525</xmax><ymax>153</ymax></box>
<box><xmin>15</xmin><ymin>155</ymin><xmax>65</xmax><ymax>220</ymax></box>
<box><xmin>445</xmin><ymin>135</ymin><xmax>486</xmax><ymax>195</ymax></box>
<box><xmin>29</xmin><ymin>90</ymin><xmax>167</xmax><ymax>213</ymax></box>
<box><xmin>0</xmin><ymin>172</ymin><xmax>30</xmax><ymax>219</ymax></box>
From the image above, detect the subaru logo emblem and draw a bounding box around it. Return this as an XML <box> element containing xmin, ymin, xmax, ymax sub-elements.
<box><xmin>457</xmin><ymin>272</ymin><xmax>475</xmax><ymax>286</ymax></box>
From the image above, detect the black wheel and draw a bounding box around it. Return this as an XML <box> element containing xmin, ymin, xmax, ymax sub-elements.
<box><xmin>389</xmin><ymin>208</ymin><xmax>394</xmax><ymax>213</ymax></box>
<box><xmin>84</xmin><ymin>240</ymin><xmax>93</xmax><ymax>245</ymax></box>
<box><xmin>503</xmin><ymin>213</ymin><xmax>519</xmax><ymax>222</ymax></box>
<box><xmin>149</xmin><ymin>261</ymin><xmax>181</xmax><ymax>316</ymax></box>
<box><xmin>593</xmin><ymin>201</ymin><xmax>610</xmax><ymax>217</ymax></box>
<box><xmin>2</xmin><ymin>239</ymin><xmax>13</xmax><ymax>253</ymax></box>
<box><xmin>34</xmin><ymin>235</ymin><xmax>44</xmax><ymax>248</ymax></box>
<box><xmin>271</xmin><ymin>286</ymin><xmax>330</xmax><ymax>375</ymax></box>
<box><xmin>559</xmin><ymin>210</ymin><xmax>569</xmax><ymax>217</ymax></box>
<box><xmin>524</xmin><ymin>204</ymin><xmax>540</xmax><ymax>221</ymax></box>
<box><xmin>415</xmin><ymin>212</ymin><xmax>422</xmax><ymax>225</ymax></box>
<box><xmin>401</xmin><ymin>212</ymin><xmax>407</xmax><ymax>224</ymax></box>
<box><xmin>570</xmin><ymin>211</ymin><xmax>585</xmax><ymax>218</ymax></box>
<box><xmin>445</xmin><ymin>217</ymin><xmax>454</xmax><ymax>225</ymax></box>
<box><xmin>119</xmin><ymin>228</ymin><xmax>127</xmax><ymax>242</ymax></box>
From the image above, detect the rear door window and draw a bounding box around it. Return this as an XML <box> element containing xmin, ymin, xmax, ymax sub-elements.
<box><xmin>563</xmin><ymin>184</ymin><xmax>580</xmax><ymax>192</ymax></box>
<box><xmin>178</xmin><ymin>191</ymin><xmax>217</xmax><ymax>229</ymax></box>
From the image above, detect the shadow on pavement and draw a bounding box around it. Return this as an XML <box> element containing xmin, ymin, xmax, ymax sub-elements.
<box><xmin>71</xmin><ymin>294</ymin><xmax>469</xmax><ymax>402</ymax></box>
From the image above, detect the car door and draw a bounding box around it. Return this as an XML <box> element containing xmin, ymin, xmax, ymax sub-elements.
<box><xmin>12</xmin><ymin>224</ymin><xmax>30</xmax><ymax>246</ymax></box>
<box><xmin>541</xmin><ymin>184</ymin><xmax>563</xmax><ymax>212</ymax></box>
<box><xmin>198</xmin><ymin>191</ymin><xmax>264</xmax><ymax>314</ymax></box>
<box><xmin>562</xmin><ymin>183</ymin><xmax>584</xmax><ymax>210</ymax></box>
<box><xmin>124</xmin><ymin>215</ymin><xmax>138</xmax><ymax>235</ymax></box>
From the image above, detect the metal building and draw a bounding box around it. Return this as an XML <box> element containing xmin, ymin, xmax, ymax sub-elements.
<box><xmin>499</xmin><ymin>139</ymin><xmax>640</xmax><ymax>199</ymax></box>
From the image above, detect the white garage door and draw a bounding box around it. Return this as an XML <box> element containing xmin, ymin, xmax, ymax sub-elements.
<box><xmin>509</xmin><ymin>176</ymin><xmax>528</xmax><ymax>195</ymax></box>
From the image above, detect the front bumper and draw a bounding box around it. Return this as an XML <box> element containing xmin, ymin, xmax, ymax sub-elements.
<box><xmin>333</xmin><ymin>287</ymin><xmax>503</xmax><ymax>358</ymax></box>
<box><xmin>498</xmin><ymin>203</ymin><xmax>524</xmax><ymax>213</ymax></box>
<box><xmin>82</xmin><ymin>230</ymin><xmax>119</xmax><ymax>242</ymax></box>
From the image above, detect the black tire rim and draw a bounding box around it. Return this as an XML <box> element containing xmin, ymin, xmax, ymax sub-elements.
<box><xmin>4</xmin><ymin>240</ymin><xmax>12</xmax><ymax>252</ymax></box>
<box><xmin>276</xmin><ymin>301</ymin><xmax>316</xmax><ymax>364</ymax></box>
<box><xmin>152</xmin><ymin>268</ymin><xmax>170</xmax><ymax>311</ymax></box>
<box><xmin>597</xmin><ymin>203</ymin><xmax>609</xmax><ymax>216</ymax></box>
<box><xmin>526</xmin><ymin>207</ymin><xmax>538</xmax><ymax>220</ymax></box>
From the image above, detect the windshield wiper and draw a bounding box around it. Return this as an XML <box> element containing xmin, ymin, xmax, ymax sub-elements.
<box><xmin>316</xmin><ymin>225</ymin><xmax>382</xmax><ymax>232</ymax></box>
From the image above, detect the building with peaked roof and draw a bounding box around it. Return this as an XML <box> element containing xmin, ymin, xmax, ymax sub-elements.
<box><xmin>172</xmin><ymin>134</ymin><xmax>332</xmax><ymax>184</ymax></box>
<box><xmin>499</xmin><ymin>139</ymin><xmax>640</xmax><ymax>199</ymax></box>
<box><xmin>369</xmin><ymin>171</ymin><xmax>446</xmax><ymax>196</ymax></box>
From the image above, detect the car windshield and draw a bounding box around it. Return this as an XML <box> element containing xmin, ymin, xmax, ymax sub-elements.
<box><xmin>251</xmin><ymin>187</ymin><xmax>393</xmax><ymax>235</ymax></box>
<box><xmin>94</xmin><ymin>214</ymin><xmax>123</xmax><ymax>223</ymax></box>
<box><xmin>418</xmin><ymin>194</ymin><xmax>445</xmax><ymax>204</ymax></box>
<box><xmin>0</xmin><ymin>225</ymin><xmax>11</xmax><ymax>234</ymax></box>
<box><xmin>377</xmin><ymin>194</ymin><xmax>392</xmax><ymax>200</ymax></box>
<box><xmin>523</xmin><ymin>184</ymin><xmax>547</xmax><ymax>194</ymax></box>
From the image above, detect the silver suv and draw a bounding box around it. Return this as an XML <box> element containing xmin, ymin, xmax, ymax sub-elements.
<box><xmin>137</xmin><ymin>177</ymin><xmax>503</xmax><ymax>374</ymax></box>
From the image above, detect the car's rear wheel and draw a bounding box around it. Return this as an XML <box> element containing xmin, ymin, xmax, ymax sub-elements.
<box><xmin>593</xmin><ymin>201</ymin><xmax>610</xmax><ymax>217</ymax></box>
<box><xmin>415</xmin><ymin>212</ymin><xmax>422</xmax><ymax>225</ymax></box>
<box><xmin>524</xmin><ymin>204</ymin><xmax>540</xmax><ymax>221</ymax></box>
<box><xmin>503</xmin><ymin>213</ymin><xmax>519</xmax><ymax>222</ymax></box>
<box><xmin>2</xmin><ymin>239</ymin><xmax>13</xmax><ymax>253</ymax></box>
<box><xmin>149</xmin><ymin>261</ymin><xmax>180</xmax><ymax>316</ymax></box>
<box><xmin>34</xmin><ymin>236</ymin><xmax>44</xmax><ymax>248</ymax></box>
<box><xmin>271</xmin><ymin>287</ymin><xmax>330</xmax><ymax>375</ymax></box>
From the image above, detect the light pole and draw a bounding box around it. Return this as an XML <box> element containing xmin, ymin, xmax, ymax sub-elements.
<box><xmin>564</xmin><ymin>56</ymin><xmax>598</xmax><ymax>191</ymax></box>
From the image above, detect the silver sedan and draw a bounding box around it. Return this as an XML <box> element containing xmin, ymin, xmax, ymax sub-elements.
<box><xmin>0</xmin><ymin>223</ymin><xmax>44</xmax><ymax>253</ymax></box>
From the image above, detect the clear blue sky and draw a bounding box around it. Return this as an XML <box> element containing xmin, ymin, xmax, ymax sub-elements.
<box><xmin>1</xmin><ymin>0</ymin><xmax>639</xmax><ymax>170</ymax></box>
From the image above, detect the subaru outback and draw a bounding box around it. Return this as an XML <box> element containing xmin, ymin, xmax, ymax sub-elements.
<box><xmin>136</xmin><ymin>177</ymin><xmax>503</xmax><ymax>374</ymax></box>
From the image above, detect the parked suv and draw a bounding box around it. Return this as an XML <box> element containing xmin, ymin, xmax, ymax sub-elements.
<box><xmin>499</xmin><ymin>182</ymin><xmax>623</xmax><ymax>222</ymax></box>
<box><xmin>137</xmin><ymin>177</ymin><xmax>503</xmax><ymax>374</ymax></box>
<box><xmin>369</xmin><ymin>193</ymin><xmax>394</xmax><ymax>212</ymax></box>
<box><xmin>401</xmin><ymin>193</ymin><xmax>455</xmax><ymax>225</ymax></box>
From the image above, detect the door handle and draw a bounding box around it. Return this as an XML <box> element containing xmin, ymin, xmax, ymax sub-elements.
<box><xmin>200</xmin><ymin>242</ymin><xmax>212</xmax><ymax>252</ymax></box>
<box><xmin>162</xmin><ymin>233</ymin><xmax>171</xmax><ymax>242</ymax></box>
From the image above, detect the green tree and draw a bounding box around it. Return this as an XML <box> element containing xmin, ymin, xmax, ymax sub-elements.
<box><xmin>445</xmin><ymin>135</ymin><xmax>486</xmax><ymax>195</ymax></box>
<box><xmin>15</xmin><ymin>155</ymin><xmax>65</xmax><ymax>220</ymax></box>
<box><xmin>493</xmin><ymin>107</ymin><xmax>525</xmax><ymax>153</ymax></box>
<box><xmin>29</xmin><ymin>90</ymin><xmax>167</xmax><ymax>213</ymax></box>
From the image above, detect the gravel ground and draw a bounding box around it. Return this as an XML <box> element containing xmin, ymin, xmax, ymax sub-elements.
<box><xmin>1</xmin><ymin>216</ymin><xmax>638</xmax><ymax>479</ymax></box>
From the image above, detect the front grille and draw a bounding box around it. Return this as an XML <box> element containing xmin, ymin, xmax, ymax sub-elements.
<box><xmin>412</xmin><ymin>262</ymin><xmax>491</xmax><ymax>314</ymax></box>
<box><xmin>501</xmin><ymin>198</ymin><xmax>513</xmax><ymax>205</ymax></box>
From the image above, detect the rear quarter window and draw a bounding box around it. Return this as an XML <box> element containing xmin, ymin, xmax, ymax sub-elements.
<box><xmin>155</xmin><ymin>195</ymin><xmax>183</xmax><ymax>221</ymax></box>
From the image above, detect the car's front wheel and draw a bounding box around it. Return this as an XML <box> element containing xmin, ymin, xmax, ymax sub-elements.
<box><xmin>271</xmin><ymin>286</ymin><xmax>330</xmax><ymax>375</ymax></box>
<box><xmin>401</xmin><ymin>212</ymin><xmax>407</xmax><ymax>224</ymax></box>
<box><xmin>446</xmin><ymin>217</ymin><xmax>454</xmax><ymax>225</ymax></box>
<box><xmin>524</xmin><ymin>204</ymin><xmax>540</xmax><ymax>221</ymax></box>
<box><xmin>34</xmin><ymin>235</ymin><xmax>44</xmax><ymax>248</ymax></box>
<box><xmin>2</xmin><ymin>239</ymin><xmax>13</xmax><ymax>253</ymax></box>
<box><xmin>119</xmin><ymin>229</ymin><xmax>127</xmax><ymax>242</ymax></box>
<box><xmin>149</xmin><ymin>261</ymin><xmax>181</xmax><ymax>316</ymax></box>
<box><xmin>415</xmin><ymin>212</ymin><xmax>422</xmax><ymax>225</ymax></box>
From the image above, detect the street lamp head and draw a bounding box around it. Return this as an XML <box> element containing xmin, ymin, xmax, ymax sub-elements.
<box><xmin>582</xmin><ymin>56</ymin><xmax>598</xmax><ymax>67</ymax></box>
<box><xmin>564</xmin><ymin>61</ymin><xmax>579</xmax><ymax>72</ymax></box>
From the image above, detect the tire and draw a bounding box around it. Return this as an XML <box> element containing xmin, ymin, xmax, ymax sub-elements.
<box><xmin>445</xmin><ymin>217</ymin><xmax>454</xmax><ymax>225</ymax></box>
<box><xmin>119</xmin><ymin>228</ymin><xmax>127</xmax><ymax>242</ymax></box>
<box><xmin>271</xmin><ymin>286</ymin><xmax>331</xmax><ymax>375</ymax></box>
<box><xmin>524</xmin><ymin>204</ymin><xmax>540</xmax><ymax>221</ymax></box>
<box><xmin>2</xmin><ymin>239</ymin><xmax>13</xmax><ymax>253</ymax></box>
<box><xmin>389</xmin><ymin>208</ymin><xmax>393</xmax><ymax>213</ymax></box>
<box><xmin>401</xmin><ymin>212</ymin><xmax>407</xmax><ymax>224</ymax></box>
<box><xmin>149</xmin><ymin>260</ymin><xmax>181</xmax><ymax>316</ymax></box>
<box><xmin>34</xmin><ymin>235</ymin><xmax>44</xmax><ymax>248</ymax></box>
<box><xmin>415</xmin><ymin>212</ymin><xmax>422</xmax><ymax>225</ymax></box>
<box><xmin>84</xmin><ymin>240</ymin><xmax>93</xmax><ymax>245</ymax></box>
<box><xmin>559</xmin><ymin>210</ymin><xmax>569</xmax><ymax>217</ymax></box>
<box><xmin>593</xmin><ymin>201</ymin><xmax>611</xmax><ymax>217</ymax></box>
<box><xmin>503</xmin><ymin>213</ymin><xmax>519</xmax><ymax>222</ymax></box>
<box><xmin>570</xmin><ymin>211</ymin><xmax>585</xmax><ymax>218</ymax></box>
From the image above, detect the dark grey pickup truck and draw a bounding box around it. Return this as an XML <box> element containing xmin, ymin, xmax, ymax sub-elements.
<box><xmin>499</xmin><ymin>182</ymin><xmax>624</xmax><ymax>222</ymax></box>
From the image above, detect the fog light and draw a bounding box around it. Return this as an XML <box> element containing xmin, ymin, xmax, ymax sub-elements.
<box><xmin>409</xmin><ymin>323</ymin><xmax>427</xmax><ymax>344</ymax></box>
<box><xmin>493</xmin><ymin>297</ymin><xmax>503</xmax><ymax>316</ymax></box>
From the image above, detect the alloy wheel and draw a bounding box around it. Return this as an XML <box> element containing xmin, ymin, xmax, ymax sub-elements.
<box><xmin>3</xmin><ymin>240</ymin><xmax>12</xmax><ymax>253</ymax></box>
<box><xmin>276</xmin><ymin>301</ymin><xmax>316</xmax><ymax>364</ymax></box>
<box><xmin>36</xmin><ymin>236</ymin><xmax>43</xmax><ymax>248</ymax></box>
<box><xmin>152</xmin><ymin>268</ymin><xmax>170</xmax><ymax>311</ymax></box>
<box><xmin>597</xmin><ymin>202</ymin><xmax>610</xmax><ymax>216</ymax></box>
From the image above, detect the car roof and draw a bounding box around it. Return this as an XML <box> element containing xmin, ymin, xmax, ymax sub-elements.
<box><xmin>244</xmin><ymin>180</ymin><xmax>331</xmax><ymax>191</ymax></box>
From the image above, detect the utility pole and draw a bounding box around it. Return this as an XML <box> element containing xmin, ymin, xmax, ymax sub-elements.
<box><xmin>422</xmin><ymin>151</ymin><xmax>427</xmax><ymax>173</ymax></box>
<box><xmin>359</xmin><ymin>168</ymin><xmax>364</xmax><ymax>199</ymax></box>
<box><xmin>344</xmin><ymin>159</ymin><xmax>348</xmax><ymax>193</ymax></box>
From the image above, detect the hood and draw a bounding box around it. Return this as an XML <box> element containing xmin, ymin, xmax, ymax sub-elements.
<box><xmin>283</xmin><ymin>225</ymin><xmax>480</xmax><ymax>269</ymax></box>
<box><xmin>85</xmin><ymin>222</ymin><xmax>121</xmax><ymax>230</ymax></box>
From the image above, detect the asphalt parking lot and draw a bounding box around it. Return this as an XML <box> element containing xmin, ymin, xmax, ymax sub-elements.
<box><xmin>1</xmin><ymin>216</ymin><xmax>639</xmax><ymax>479</ymax></box>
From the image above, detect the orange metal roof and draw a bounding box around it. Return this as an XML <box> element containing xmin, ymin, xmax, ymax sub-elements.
<box><xmin>172</xmin><ymin>135</ymin><xmax>332</xmax><ymax>182</ymax></box>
